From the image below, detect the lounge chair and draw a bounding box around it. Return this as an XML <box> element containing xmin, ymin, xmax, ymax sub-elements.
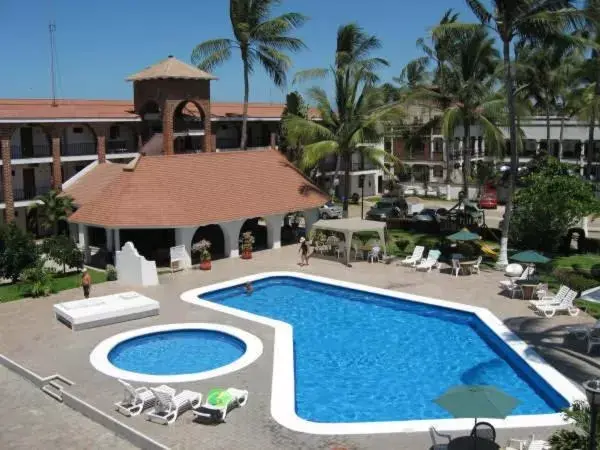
<box><xmin>114</xmin><ymin>379</ymin><xmax>175</xmax><ymax>417</ymax></box>
<box><xmin>429</xmin><ymin>426</ymin><xmax>451</xmax><ymax>450</ymax></box>
<box><xmin>505</xmin><ymin>434</ymin><xmax>550</xmax><ymax>450</ymax></box>
<box><xmin>566</xmin><ymin>320</ymin><xmax>600</xmax><ymax>354</ymax></box>
<box><xmin>192</xmin><ymin>388</ymin><xmax>248</xmax><ymax>422</ymax></box>
<box><xmin>532</xmin><ymin>289</ymin><xmax>579</xmax><ymax>318</ymax></box>
<box><xmin>416</xmin><ymin>250</ymin><xmax>441</xmax><ymax>272</ymax></box>
<box><xmin>529</xmin><ymin>285</ymin><xmax>570</xmax><ymax>308</ymax></box>
<box><xmin>499</xmin><ymin>266</ymin><xmax>534</xmax><ymax>291</ymax></box>
<box><xmin>400</xmin><ymin>246</ymin><xmax>425</xmax><ymax>266</ymax></box>
<box><xmin>146</xmin><ymin>387</ymin><xmax>202</xmax><ymax>424</ymax></box>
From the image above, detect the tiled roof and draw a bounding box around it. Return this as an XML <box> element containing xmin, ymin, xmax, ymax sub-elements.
<box><xmin>126</xmin><ymin>56</ymin><xmax>217</xmax><ymax>81</ymax></box>
<box><xmin>0</xmin><ymin>99</ymin><xmax>138</xmax><ymax>120</ymax></box>
<box><xmin>0</xmin><ymin>99</ymin><xmax>313</xmax><ymax>120</ymax></box>
<box><xmin>66</xmin><ymin>149</ymin><xmax>328</xmax><ymax>228</ymax></box>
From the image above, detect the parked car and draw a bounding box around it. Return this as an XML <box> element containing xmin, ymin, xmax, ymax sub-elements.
<box><xmin>412</xmin><ymin>208</ymin><xmax>447</xmax><ymax>223</ymax></box>
<box><xmin>319</xmin><ymin>201</ymin><xmax>343</xmax><ymax>219</ymax></box>
<box><xmin>478</xmin><ymin>192</ymin><xmax>498</xmax><ymax>209</ymax></box>
<box><xmin>366</xmin><ymin>198</ymin><xmax>408</xmax><ymax>221</ymax></box>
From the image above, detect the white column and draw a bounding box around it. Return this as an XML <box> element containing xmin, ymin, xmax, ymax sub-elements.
<box><xmin>442</xmin><ymin>139</ymin><xmax>447</xmax><ymax>163</ymax></box>
<box><xmin>106</xmin><ymin>228</ymin><xmax>113</xmax><ymax>252</ymax></box>
<box><xmin>78</xmin><ymin>224</ymin><xmax>90</xmax><ymax>263</ymax></box>
<box><xmin>480</xmin><ymin>139</ymin><xmax>485</xmax><ymax>158</ymax></box>
<box><xmin>265</xmin><ymin>214</ymin><xmax>285</xmax><ymax>249</ymax></box>
<box><xmin>581</xmin><ymin>142</ymin><xmax>586</xmax><ymax>177</ymax></box>
<box><xmin>174</xmin><ymin>227</ymin><xmax>194</xmax><ymax>267</ymax></box>
<box><xmin>220</xmin><ymin>219</ymin><xmax>244</xmax><ymax>258</ymax></box>
<box><xmin>474</xmin><ymin>138</ymin><xmax>479</xmax><ymax>159</ymax></box>
<box><xmin>535</xmin><ymin>140</ymin><xmax>541</xmax><ymax>155</ymax></box>
<box><xmin>429</xmin><ymin>136</ymin><xmax>435</xmax><ymax>161</ymax></box>
<box><xmin>428</xmin><ymin>166</ymin><xmax>435</xmax><ymax>182</ymax></box>
<box><xmin>373</xmin><ymin>173</ymin><xmax>379</xmax><ymax>195</ymax></box>
<box><xmin>304</xmin><ymin>208</ymin><xmax>320</xmax><ymax>234</ymax></box>
<box><xmin>113</xmin><ymin>228</ymin><xmax>120</xmax><ymax>252</ymax></box>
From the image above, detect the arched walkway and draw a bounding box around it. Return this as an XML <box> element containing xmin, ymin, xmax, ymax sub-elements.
<box><xmin>239</xmin><ymin>217</ymin><xmax>268</xmax><ymax>252</ymax></box>
<box><xmin>139</xmin><ymin>101</ymin><xmax>162</xmax><ymax>143</ymax></box>
<box><xmin>191</xmin><ymin>225</ymin><xmax>225</xmax><ymax>264</ymax></box>
<box><xmin>281</xmin><ymin>211</ymin><xmax>305</xmax><ymax>246</ymax></box>
<box><xmin>173</xmin><ymin>100</ymin><xmax>205</xmax><ymax>154</ymax></box>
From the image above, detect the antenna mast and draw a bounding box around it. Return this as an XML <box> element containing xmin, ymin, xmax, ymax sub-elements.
<box><xmin>49</xmin><ymin>21</ymin><xmax>57</xmax><ymax>106</ymax></box>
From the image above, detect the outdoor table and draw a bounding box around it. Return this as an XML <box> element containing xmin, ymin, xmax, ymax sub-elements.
<box><xmin>359</xmin><ymin>244</ymin><xmax>373</xmax><ymax>259</ymax></box>
<box><xmin>515</xmin><ymin>278</ymin><xmax>540</xmax><ymax>300</ymax></box>
<box><xmin>459</xmin><ymin>259</ymin><xmax>479</xmax><ymax>275</ymax></box>
<box><xmin>447</xmin><ymin>436</ymin><xmax>500</xmax><ymax>450</ymax></box>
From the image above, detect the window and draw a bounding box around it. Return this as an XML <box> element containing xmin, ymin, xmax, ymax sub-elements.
<box><xmin>384</xmin><ymin>139</ymin><xmax>391</xmax><ymax>152</ymax></box>
<box><xmin>72</xmin><ymin>127</ymin><xmax>83</xmax><ymax>134</ymax></box>
<box><xmin>109</xmin><ymin>125</ymin><xmax>120</xmax><ymax>140</ymax></box>
<box><xmin>434</xmin><ymin>166</ymin><xmax>444</xmax><ymax>178</ymax></box>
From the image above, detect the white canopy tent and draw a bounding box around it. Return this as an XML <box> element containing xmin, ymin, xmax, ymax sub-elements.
<box><xmin>311</xmin><ymin>218</ymin><xmax>387</xmax><ymax>265</ymax></box>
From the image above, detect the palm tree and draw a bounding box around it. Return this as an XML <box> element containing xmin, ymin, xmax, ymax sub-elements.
<box><xmin>582</xmin><ymin>0</ymin><xmax>600</xmax><ymax>174</ymax></box>
<box><xmin>191</xmin><ymin>0</ymin><xmax>307</xmax><ymax>150</ymax></box>
<box><xmin>413</xmin><ymin>27</ymin><xmax>505</xmax><ymax>197</ymax></box>
<box><xmin>284</xmin><ymin>25</ymin><xmax>402</xmax><ymax>217</ymax></box>
<box><xmin>435</xmin><ymin>0</ymin><xmax>582</xmax><ymax>268</ymax></box>
<box><xmin>28</xmin><ymin>189</ymin><xmax>75</xmax><ymax>235</ymax></box>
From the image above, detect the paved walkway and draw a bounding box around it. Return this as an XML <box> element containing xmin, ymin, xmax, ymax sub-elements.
<box><xmin>0</xmin><ymin>366</ymin><xmax>134</xmax><ymax>450</ymax></box>
<box><xmin>1</xmin><ymin>246</ymin><xmax>598</xmax><ymax>449</ymax></box>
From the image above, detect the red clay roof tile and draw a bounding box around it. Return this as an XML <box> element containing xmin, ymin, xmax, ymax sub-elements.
<box><xmin>66</xmin><ymin>149</ymin><xmax>328</xmax><ymax>228</ymax></box>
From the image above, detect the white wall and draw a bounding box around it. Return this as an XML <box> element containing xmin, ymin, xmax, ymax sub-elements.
<box><xmin>116</xmin><ymin>241</ymin><xmax>159</xmax><ymax>287</ymax></box>
<box><xmin>63</xmin><ymin>125</ymin><xmax>95</xmax><ymax>145</ymax></box>
<box><xmin>10</xmin><ymin>126</ymin><xmax>50</xmax><ymax>147</ymax></box>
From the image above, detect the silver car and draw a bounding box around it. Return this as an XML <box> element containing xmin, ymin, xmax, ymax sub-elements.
<box><xmin>319</xmin><ymin>201</ymin><xmax>343</xmax><ymax>219</ymax></box>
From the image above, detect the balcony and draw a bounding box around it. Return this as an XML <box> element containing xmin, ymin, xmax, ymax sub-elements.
<box><xmin>10</xmin><ymin>145</ymin><xmax>51</xmax><ymax>159</ymax></box>
<box><xmin>406</xmin><ymin>151</ymin><xmax>427</xmax><ymax>160</ymax></box>
<box><xmin>351</xmin><ymin>161</ymin><xmax>379</xmax><ymax>171</ymax></box>
<box><xmin>63</xmin><ymin>142</ymin><xmax>96</xmax><ymax>156</ymax></box>
<box><xmin>106</xmin><ymin>139</ymin><xmax>135</xmax><ymax>154</ymax></box>
<box><xmin>3</xmin><ymin>185</ymin><xmax>52</xmax><ymax>202</ymax></box>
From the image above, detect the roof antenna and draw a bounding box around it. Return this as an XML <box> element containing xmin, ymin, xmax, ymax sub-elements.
<box><xmin>49</xmin><ymin>21</ymin><xmax>58</xmax><ymax>107</ymax></box>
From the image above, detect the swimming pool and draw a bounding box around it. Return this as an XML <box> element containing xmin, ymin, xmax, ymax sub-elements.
<box><xmin>108</xmin><ymin>329</ymin><xmax>245</xmax><ymax>375</ymax></box>
<box><xmin>90</xmin><ymin>323</ymin><xmax>264</xmax><ymax>383</ymax></box>
<box><xmin>182</xmin><ymin>273</ymin><xmax>584</xmax><ymax>434</ymax></box>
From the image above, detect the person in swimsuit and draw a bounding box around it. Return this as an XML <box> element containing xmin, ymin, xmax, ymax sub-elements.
<box><xmin>299</xmin><ymin>237</ymin><xmax>309</xmax><ymax>266</ymax></box>
<box><xmin>245</xmin><ymin>282</ymin><xmax>253</xmax><ymax>295</ymax></box>
<box><xmin>81</xmin><ymin>268</ymin><xmax>92</xmax><ymax>299</ymax></box>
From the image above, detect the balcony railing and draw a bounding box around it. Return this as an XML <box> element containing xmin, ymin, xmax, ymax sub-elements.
<box><xmin>4</xmin><ymin>185</ymin><xmax>52</xmax><ymax>202</ymax></box>
<box><xmin>106</xmin><ymin>139</ymin><xmax>134</xmax><ymax>154</ymax></box>
<box><xmin>216</xmin><ymin>138</ymin><xmax>239</xmax><ymax>149</ymax></box>
<box><xmin>406</xmin><ymin>152</ymin><xmax>427</xmax><ymax>160</ymax></box>
<box><xmin>351</xmin><ymin>161</ymin><xmax>379</xmax><ymax>171</ymax></box>
<box><xmin>10</xmin><ymin>145</ymin><xmax>51</xmax><ymax>159</ymax></box>
<box><xmin>63</xmin><ymin>142</ymin><xmax>96</xmax><ymax>156</ymax></box>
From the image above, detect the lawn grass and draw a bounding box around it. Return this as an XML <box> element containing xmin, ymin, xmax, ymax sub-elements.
<box><xmin>551</xmin><ymin>254</ymin><xmax>600</xmax><ymax>272</ymax></box>
<box><xmin>0</xmin><ymin>268</ymin><xmax>107</xmax><ymax>303</ymax></box>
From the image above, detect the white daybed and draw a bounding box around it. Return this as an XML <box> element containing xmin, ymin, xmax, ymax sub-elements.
<box><xmin>53</xmin><ymin>292</ymin><xmax>160</xmax><ymax>330</ymax></box>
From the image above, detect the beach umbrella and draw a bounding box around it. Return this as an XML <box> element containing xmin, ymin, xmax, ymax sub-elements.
<box><xmin>510</xmin><ymin>250</ymin><xmax>551</xmax><ymax>264</ymax></box>
<box><xmin>447</xmin><ymin>229</ymin><xmax>481</xmax><ymax>242</ymax></box>
<box><xmin>434</xmin><ymin>385</ymin><xmax>520</xmax><ymax>426</ymax></box>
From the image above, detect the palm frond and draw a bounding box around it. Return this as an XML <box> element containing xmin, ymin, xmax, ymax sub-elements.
<box><xmin>465</xmin><ymin>0</ymin><xmax>492</xmax><ymax>24</ymax></box>
<box><xmin>252</xmin><ymin>13</ymin><xmax>308</xmax><ymax>39</ymax></box>
<box><xmin>300</xmin><ymin>141</ymin><xmax>340</xmax><ymax>169</ymax></box>
<box><xmin>293</xmin><ymin>68</ymin><xmax>329</xmax><ymax>85</ymax></box>
<box><xmin>191</xmin><ymin>39</ymin><xmax>234</xmax><ymax>71</ymax></box>
<box><xmin>256</xmin><ymin>46</ymin><xmax>290</xmax><ymax>86</ymax></box>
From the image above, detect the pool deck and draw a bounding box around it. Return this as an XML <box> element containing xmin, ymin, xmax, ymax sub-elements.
<box><xmin>1</xmin><ymin>245</ymin><xmax>599</xmax><ymax>450</ymax></box>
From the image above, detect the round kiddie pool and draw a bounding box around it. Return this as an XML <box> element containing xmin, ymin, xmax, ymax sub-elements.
<box><xmin>90</xmin><ymin>323</ymin><xmax>263</xmax><ymax>383</ymax></box>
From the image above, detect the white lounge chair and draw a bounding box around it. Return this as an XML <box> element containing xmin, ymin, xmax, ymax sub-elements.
<box><xmin>506</xmin><ymin>434</ymin><xmax>550</xmax><ymax>450</ymax></box>
<box><xmin>114</xmin><ymin>379</ymin><xmax>175</xmax><ymax>417</ymax></box>
<box><xmin>146</xmin><ymin>387</ymin><xmax>202</xmax><ymax>424</ymax></box>
<box><xmin>416</xmin><ymin>250</ymin><xmax>441</xmax><ymax>272</ymax></box>
<box><xmin>499</xmin><ymin>266</ymin><xmax>534</xmax><ymax>291</ymax></box>
<box><xmin>529</xmin><ymin>285</ymin><xmax>570</xmax><ymax>308</ymax></box>
<box><xmin>566</xmin><ymin>320</ymin><xmax>600</xmax><ymax>354</ymax></box>
<box><xmin>429</xmin><ymin>426</ymin><xmax>451</xmax><ymax>450</ymax></box>
<box><xmin>192</xmin><ymin>388</ymin><xmax>248</xmax><ymax>422</ymax></box>
<box><xmin>400</xmin><ymin>246</ymin><xmax>425</xmax><ymax>266</ymax></box>
<box><xmin>533</xmin><ymin>289</ymin><xmax>579</xmax><ymax>318</ymax></box>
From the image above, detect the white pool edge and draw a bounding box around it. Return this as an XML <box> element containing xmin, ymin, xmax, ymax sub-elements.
<box><xmin>180</xmin><ymin>271</ymin><xmax>586</xmax><ymax>435</ymax></box>
<box><xmin>90</xmin><ymin>323</ymin><xmax>263</xmax><ymax>384</ymax></box>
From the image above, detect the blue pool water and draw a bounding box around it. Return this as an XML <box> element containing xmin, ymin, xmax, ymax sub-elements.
<box><xmin>202</xmin><ymin>277</ymin><xmax>568</xmax><ymax>423</ymax></box>
<box><xmin>108</xmin><ymin>330</ymin><xmax>246</xmax><ymax>375</ymax></box>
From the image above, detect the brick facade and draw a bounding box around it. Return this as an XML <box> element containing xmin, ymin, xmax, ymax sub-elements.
<box><xmin>90</xmin><ymin>123</ymin><xmax>107</xmax><ymax>163</ymax></box>
<box><xmin>132</xmin><ymin>78</ymin><xmax>212</xmax><ymax>154</ymax></box>
<box><xmin>0</xmin><ymin>126</ymin><xmax>15</xmax><ymax>223</ymax></box>
<box><xmin>46</xmin><ymin>125</ymin><xmax>64</xmax><ymax>189</ymax></box>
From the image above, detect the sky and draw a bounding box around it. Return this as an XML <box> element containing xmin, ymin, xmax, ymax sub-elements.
<box><xmin>0</xmin><ymin>0</ymin><xmax>479</xmax><ymax>103</ymax></box>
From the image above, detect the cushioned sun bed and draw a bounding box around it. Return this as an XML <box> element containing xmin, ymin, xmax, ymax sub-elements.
<box><xmin>53</xmin><ymin>291</ymin><xmax>159</xmax><ymax>330</ymax></box>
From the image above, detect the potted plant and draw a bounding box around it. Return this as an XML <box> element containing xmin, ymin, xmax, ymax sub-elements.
<box><xmin>192</xmin><ymin>239</ymin><xmax>212</xmax><ymax>270</ymax></box>
<box><xmin>241</xmin><ymin>231</ymin><xmax>255</xmax><ymax>259</ymax></box>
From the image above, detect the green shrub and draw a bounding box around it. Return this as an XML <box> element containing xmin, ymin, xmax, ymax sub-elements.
<box><xmin>0</xmin><ymin>223</ymin><xmax>39</xmax><ymax>282</ymax></box>
<box><xmin>549</xmin><ymin>400</ymin><xmax>600</xmax><ymax>450</ymax></box>
<box><xmin>106</xmin><ymin>264</ymin><xmax>117</xmax><ymax>281</ymax></box>
<box><xmin>415</xmin><ymin>235</ymin><xmax>442</xmax><ymax>250</ymax></box>
<box><xmin>552</xmin><ymin>268</ymin><xmax>598</xmax><ymax>294</ymax></box>
<box><xmin>21</xmin><ymin>263</ymin><xmax>55</xmax><ymax>298</ymax></box>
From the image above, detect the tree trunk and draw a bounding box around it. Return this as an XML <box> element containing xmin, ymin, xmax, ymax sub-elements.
<box><xmin>462</xmin><ymin>120</ymin><xmax>471</xmax><ymax>199</ymax></box>
<box><xmin>497</xmin><ymin>39</ymin><xmax>519</xmax><ymax>269</ymax></box>
<box><xmin>333</xmin><ymin>155</ymin><xmax>342</xmax><ymax>198</ymax></box>
<box><xmin>546</xmin><ymin>103</ymin><xmax>551</xmax><ymax>155</ymax></box>
<box><xmin>559</xmin><ymin>116</ymin><xmax>565</xmax><ymax>161</ymax></box>
<box><xmin>342</xmin><ymin>152</ymin><xmax>351</xmax><ymax>218</ymax></box>
<box><xmin>240</xmin><ymin>49</ymin><xmax>250</xmax><ymax>151</ymax></box>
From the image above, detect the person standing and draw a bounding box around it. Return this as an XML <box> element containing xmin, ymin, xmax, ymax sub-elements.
<box><xmin>299</xmin><ymin>237</ymin><xmax>309</xmax><ymax>266</ymax></box>
<box><xmin>81</xmin><ymin>268</ymin><xmax>92</xmax><ymax>299</ymax></box>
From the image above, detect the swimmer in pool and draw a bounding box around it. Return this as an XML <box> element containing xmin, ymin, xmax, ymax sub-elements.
<box><xmin>245</xmin><ymin>282</ymin><xmax>253</xmax><ymax>295</ymax></box>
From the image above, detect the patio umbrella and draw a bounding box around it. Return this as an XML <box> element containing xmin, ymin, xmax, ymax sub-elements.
<box><xmin>510</xmin><ymin>250</ymin><xmax>551</xmax><ymax>264</ymax></box>
<box><xmin>447</xmin><ymin>229</ymin><xmax>481</xmax><ymax>242</ymax></box>
<box><xmin>434</xmin><ymin>385</ymin><xmax>520</xmax><ymax>426</ymax></box>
